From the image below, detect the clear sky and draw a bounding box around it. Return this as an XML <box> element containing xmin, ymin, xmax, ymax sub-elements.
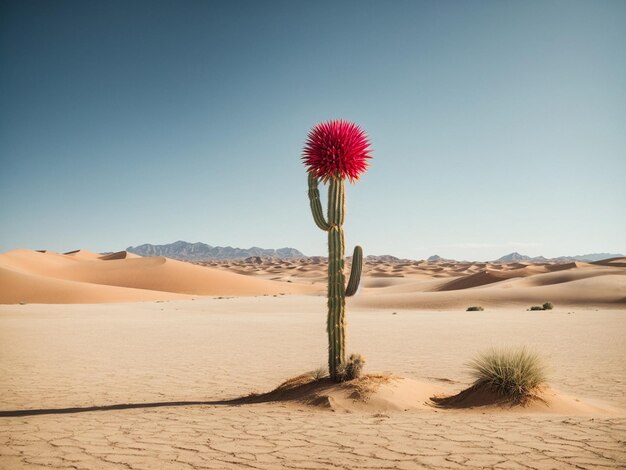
<box><xmin>1</xmin><ymin>0</ymin><xmax>624</xmax><ymax>260</ymax></box>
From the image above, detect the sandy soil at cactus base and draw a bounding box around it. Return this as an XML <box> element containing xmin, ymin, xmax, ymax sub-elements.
<box><xmin>1</xmin><ymin>249</ymin><xmax>625</xmax><ymax>468</ymax></box>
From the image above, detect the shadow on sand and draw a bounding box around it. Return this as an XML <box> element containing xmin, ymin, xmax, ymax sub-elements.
<box><xmin>0</xmin><ymin>399</ymin><xmax>245</xmax><ymax>417</ymax></box>
<box><xmin>0</xmin><ymin>375</ymin><xmax>339</xmax><ymax>418</ymax></box>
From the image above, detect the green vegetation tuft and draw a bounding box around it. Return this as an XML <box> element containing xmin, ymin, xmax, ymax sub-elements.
<box><xmin>468</xmin><ymin>347</ymin><xmax>547</xmax><ymax>403</ymax></box>
<box><xmin>528</xmin><ymin>302</ymin><xmax>554</xmax><ymax>311</ymax></box>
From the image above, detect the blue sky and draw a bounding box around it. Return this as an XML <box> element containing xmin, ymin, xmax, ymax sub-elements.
<box><xmin>1</xmin><ymin>0</ymin><xmax>624</xmax><ymax>260</ymax></box>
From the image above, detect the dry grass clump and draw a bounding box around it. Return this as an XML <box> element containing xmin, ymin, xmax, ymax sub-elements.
<box><xmin>345</xmin><ymin>353</ymin><xmax>366</xmax><ymax>380</ymax></box>
<box><xmin>309</xmin><ymin>366</ymin><xmax>328</xmax><ymax>381</ymax></box>
<box><xmin>468</xmin><ymin>347</ymin><xmax>547</xmax><ymax>404</ymax></box>
<box><xmin>344</xmin><ymin>374</ymin><xmax>394</xmax><ymax>402</ymax></box>
<box><xmin>336</xmin><ymin>353</ymin><xmax>366</xmax><ymax>382</ymax></box>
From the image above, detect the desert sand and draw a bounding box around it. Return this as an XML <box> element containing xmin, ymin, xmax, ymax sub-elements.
<box><xmin>0</xmin><ymin>249</ymin><xmax>317</xmax><ymax>304</ymax></box>
<box><xmin>0</xmin><ymin>250</ymin><xmax>625</xmax><ymax>468</ymax></box>
<box><xmin>1</xmin><ymin>249</ymin><xmax>625</xmax><ymax>308</ymax></box>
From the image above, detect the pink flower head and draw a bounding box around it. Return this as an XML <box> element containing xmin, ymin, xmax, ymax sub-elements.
<box><xmin>302</xmin><ymin>119</ymin><xmax>372</xmax><ymax>182</ymax></box>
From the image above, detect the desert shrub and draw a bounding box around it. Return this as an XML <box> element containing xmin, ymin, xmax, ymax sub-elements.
<box><xmin>528</xmin><ymin>305</ymin><xmax>544</xmax><ymax>311</ymax></box>
<box><xmin>468</xmin><ymin>347</ymin><xmax>546</xmax><ymax>403</ymax></box>
<box><xmin>466</xmin><ymin>306</ymin><xmax>484</xmax><ymax>311</ymax></box>
<box><xmin>309</xmin><ymin>366</ymin><xmax>327</xmax><ymax>381</ymax></box>
<box><xmin>542</xmin><ymin>302</ymin><xmax>554</xmax><ymax>310</ymax></box>
<box><xmin>338</xmin><ymin>353</ymin><xmax>366</xmax><ymax>381</ymax></box>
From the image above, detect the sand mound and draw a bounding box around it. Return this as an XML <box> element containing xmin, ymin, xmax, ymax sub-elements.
<box><xmin>593</xmin><ymin>257</ymin><xmax>626</xmax><ymax>268</ymax></box>
<box><xmin>431</xmin><ymin>383</ymin><xmax>613</xmax><ymax>415</ymax></box>
<box><xmin>436</xmin><ymin>270</ymin><xmax>515</xmax><ymax>291</ymax></box>
<box><xmin>237</xmin><ymin>373</ymin><xmax>615</xmax><ymax>415</ymax></box>
<box><xmin>0</xmin><ymin>265</ymin><xmax>188</xmax><ymax>304</ymax></box>
<box><xmin>2</xmin><ymin>249</ymin><xmax>623</xmax><ymax>306</ymax></box>
<box><xmin>515</xmin><ymin>266</ymin><xmax>624</xmax><ymax>287</ymax></box>
<box><xmin>196</xmin><ymin>257</ymin><xmax>624</xmax><ymax>308</ymax></box>
<box><xmin>98</xmin><ymin>251</ymin><xmax>140</xmax><ymax>260</ymax></box>
<box><xmin>242</xmin><ymin>373</ymin><xmax>446</xmax><ymax>412</ymax></box>
<box><xmin>63</xmin><ymin>249</ymin><xmax>102</xmax><ymax>259</ymax></box>
<box><xmin>0</xmin><ymin>249</ymin><xmax>316</xmax><ymax>304</ymax></box>
<box><xmin>545</xmin><ymin>261</ymin><xmax>580</xmax><ymax>272</ymax></box>
<box><xmin>436</xmin><ymin>265</ymin><xmax>555</xmax><ymax>292</ymax></box>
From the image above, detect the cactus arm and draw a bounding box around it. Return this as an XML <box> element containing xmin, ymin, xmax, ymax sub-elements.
<box><xmin>345</xmin><ymin>245</ymin><xmax>363</xmax><ymax>297</ymax></box>
<box><xmin>307</xmin><ymin>173</ymin><xmax>330</xmax><ymax>231</ymax></box>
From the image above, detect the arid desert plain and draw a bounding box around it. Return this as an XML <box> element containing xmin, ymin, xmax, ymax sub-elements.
<box><xmin>1</xmin><ymin>248</ymin><xmax>625</xmax><ymax>469</ymax></box>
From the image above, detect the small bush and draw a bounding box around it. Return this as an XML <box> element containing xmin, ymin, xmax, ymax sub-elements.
<box><xmin>309</xmin><ymin>366</ymin><xmax>327</xmax><ymax>381</ymax></box>
<box><xmin>466</xmin><ymin>306</ymin><xmax>484</xmax><ymax>311</ymax></box>
<box><xmin>468</xmin><ymin>347</ymin><xmax>546</xmax><ymax>403</ymax></box>
<box><xmin>542</xmin><ymin>302</ymin><xmax>554</xmax><ymax>310</ymax></box>
<box><xmin>528</xmin><ymin>306</ymin><xmax>544</xmax><ymax>311</ymax></box>
<box><xmin>339</xmin><ymin>353</ymin><xmax>366</xmax><ymax>381</ymax></box>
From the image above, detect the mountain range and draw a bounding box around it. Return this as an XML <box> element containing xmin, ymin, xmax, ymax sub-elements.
<box><xmin>494</xmin><ymin>252</ymin><xmax>623</xmax><ymax>263</ymax></box>
<box><xmin>428</xmin><ymin>252</ymin><xmax>623</xmax><ymax>263</ymax></box>
<box><xmin>424</xmin><ymin>252</ymin><xmax>622</xmax><ymax>263</ymax></box>
<box><xmin>127</xmin><ymin>241</ymin><xmax>304</xmax><ymax>260</ymax></box>
<box><xmin>126</xmin><ymin>242</ymin><xmax>622</xmax><ymax>263</ymax></box>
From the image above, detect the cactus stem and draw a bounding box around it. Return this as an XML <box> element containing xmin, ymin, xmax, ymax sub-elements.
<box><xmin>307</xmin><ymin>173</ymin><xmax>362</xmax><ymax>382</ymax></box>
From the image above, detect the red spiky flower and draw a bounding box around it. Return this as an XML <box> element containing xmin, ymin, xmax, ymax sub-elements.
<box><xmin>302</xmin><ymin>119</ymin><xmax>372</xmax><ymax>183</ymax></box>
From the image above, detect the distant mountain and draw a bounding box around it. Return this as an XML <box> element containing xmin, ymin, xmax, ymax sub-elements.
<box><xmin>428</xmin><ymin>254</ymin><xmax>458</xmax><ymax>262</ymax></box>
<box><xmin>427</xmin><ymin>254</ymin><xmax>461</xmax><ymax>263</ymax></box>
<box><xmin>496</xmin><ymin>252</ymin><xmax>532</xmax><ymax>262</ymax></box>
<box><xmin>127</xmin><ymin>241</ymin><xmax>305</xmax><ymax>260</ymax></box>
<box><xmin>125</xmin><ymin>242</ymin><xmax>622</xmax><ymax>263</ymax></box>
<box><xmin>495</xmin><ymin>252</ymin><xmax>623</xmax><ymax>263</ymax></box>
<box><xmin>365</xmin><ymin>255</ymin><xmax>407</xmax><ymax>263</ymax></box>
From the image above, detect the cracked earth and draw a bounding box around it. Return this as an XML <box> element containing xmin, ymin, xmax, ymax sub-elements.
<box><xmin>1</xmin><ymin>298</ymin><xmax>625</xmax><ymax>469</ymax></box>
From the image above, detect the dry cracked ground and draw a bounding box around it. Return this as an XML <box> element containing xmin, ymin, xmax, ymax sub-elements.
<box><xmin>1</xmin><ymin>299</ymin><xmax>625</xmax><ymax>469</ymax></box>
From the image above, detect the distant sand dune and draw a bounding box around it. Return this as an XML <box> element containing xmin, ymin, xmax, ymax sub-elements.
<box><xmin>98</xmin><ymin>250</ymin><xmax>140</xmax><ymax>260</ymax></box>
<box><xmin>353</xmin><ymin>273</ymin><xmax>626</xmax><ymax>310</ymax></box>
<box><xmin>593</xmin><ymin>257</ymin><xmax>626</xmax><ymax>268</ymax></box>
<box><xmin>515</xmin><ymin>266</ymin><xmax>625</xmax><ymax>287</ymax></box>
<box><xmin>0</xmin><ymin>249</ymin><xmax>316</xmax><ymax>304</ymax></box>
<box><xmin>0</xmin><ymin>264</ymin><xmax>187</xmax><ymax>304</ymax></box>
<box><xmin>63</xmin><ymin>249</ymin><xmax>102</xmax><ymax>259</ymax></box>
<box><xmin>435</xmin><ymin>265</ymin><xmax>551</xmax><ymax>291</ymax></box>
<box><xmin>1</xmin><ymin>249</ymin><xmax>624</xmax><ymax>306</ymax></box>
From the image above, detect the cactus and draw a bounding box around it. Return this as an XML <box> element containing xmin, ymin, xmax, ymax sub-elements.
<box><xmin>302</xmin><ymin>119</ymin><xmax>372</xmax><ymax>381</ymax></box>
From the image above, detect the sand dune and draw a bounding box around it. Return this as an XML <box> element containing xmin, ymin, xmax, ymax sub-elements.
<box><xmin>2</xmin><ymin>249</ymin><xmax>624</xmax><ymax>307</ymax></box>
<box><xmin>98</xmin><ymin>250</ymin><xmax>140</xmax><ymax>260</ymax></box>
<box><xmin>593</xmin><ymin>256</ymin><xmax>626</xmax><ymax>268</ymax></box>
<box><xmin>0</xmin><ymin>249</ymin><xmax>316</xmax><ymax>304</ymax></box>
<box><xmin>431</xmin><ymin>384</ymin><xmax>615</xmax><ymax>415</ymax></box>
<box><xmin>435</xmin><ymin>266</ymin><xmax>548</xmax><ymax>291</ymax></box>
<box><xmin>353</xmin><ymin>273</ymin><xmax>626</xmax><ymax>310</ymax></box>
<box><xmin>0</xmin><ymin>265</ymin><xmax>188</xmax><ymax>304</ymax></box>
<box><xmin>63</xmin><ymin>249</ymin><xmax>102</xmax><ymax>259</ymax></box>
<box><xmin>239</xmin><ymin>372</ymin><xmax>613</xmax><ymax>415</ymax></box>
<box><xmin>198</xmin><ymin>256</ymin><xmax>625</xmax><ymax>309</ymax></box>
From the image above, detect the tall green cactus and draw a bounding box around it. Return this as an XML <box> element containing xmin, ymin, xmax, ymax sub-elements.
<box><xmin>302</xmin><ymin>119</ymin><xmax>371</xmax><ymax>382</ymax></box>
<box><xmin>307</xmin><ymin>172</ymin><xmax>363</xmax><ymax>381</ymax></box>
